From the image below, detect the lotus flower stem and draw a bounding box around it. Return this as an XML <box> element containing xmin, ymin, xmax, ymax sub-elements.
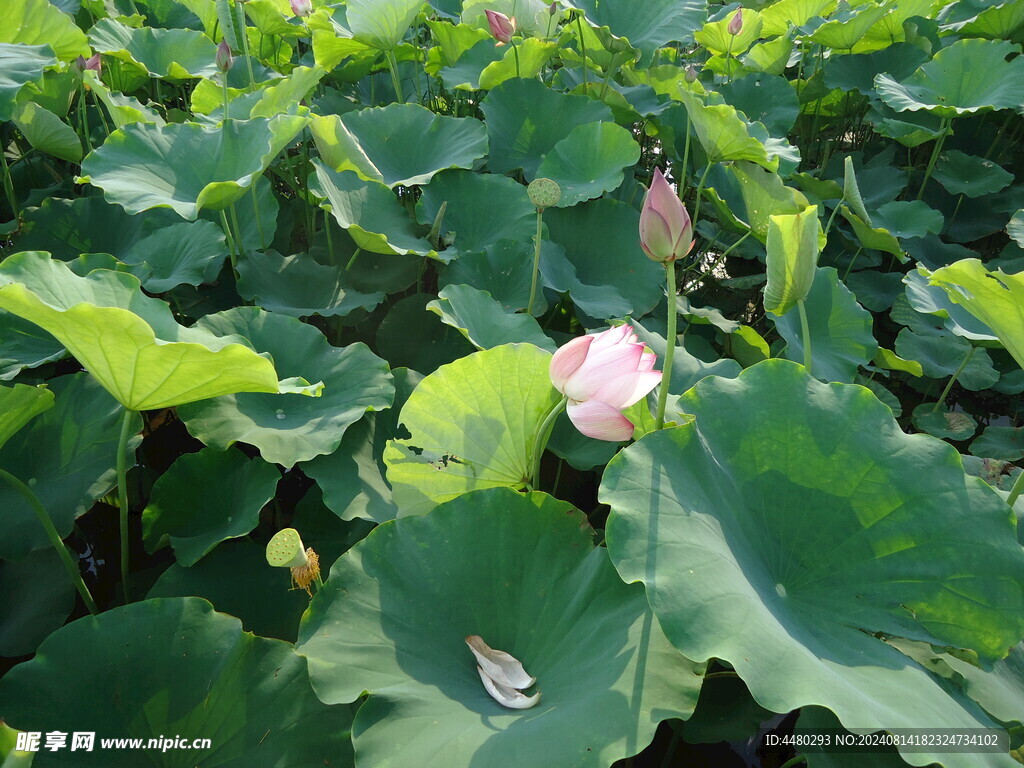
<box><xmin>654</xmin><ymin>261</ymin><xmax>677</xmax><ymax>429</ymax></box>
<box><xmin>796</xmin><ymin>298</ymin><xmax>812</xmax><ymax>372</ymax></box>
<box><xmin>385</xmin><ymin>50</ymin><xmax>404</xmax><ymax>103</ymax></box>
<box><xmin>599</xmin><ymin>52</ymin><xmax>619</xmax><ymax>100</ymax></box>
<box><xmin>250</xmin><ymin>187</ymin><xmax>266</xmax><ymax>249</ymax></box>
<box><xmin>346</xmin><ymin>248</ymin><xmax>362</xmax><ymax>270</ymax></box>
<box><xmin>0</xmin><ymin>144</ymin><xmax>19</xmax><ymax>222</ymax></box>
<box><xmin>220</xmin><ymin>210</ymin><xmax>236</xmax><ymax>262</ymax></box>
<box><xmin>0</xmin><ymin>468</ymin><xmax>99</xmax><ymax>615</ymax></box>
<box><xmin>931</xmin><ymin>346</ymin><xmax>975</xmax><ymax>413</ymax></box>
<box><xmin>511</xmin><ymin>41</ymin><xmax>521</xmax><ymax>78</ymax></box>
<box><xmin>691</xmin><ymin>161</ymin><xmax>714</xmax><ymax>231</ymax></box>
<box><xmin>916</xmin><ymin>118</ymin><xmax>951</xmax><ymax>201</ymax></box>
<box><xmin>116</xmin><ymin>408</ymin><xmax>135</xmax><ymax>603</ymax></box>
<box><xmin>529</xmin><ymin>396</ymin><xmax>567</xmax><ymax>490</ymax></box>
<box><xmin>575</xmin><ymin>12</ymin><xmax>587</xmax><ymax>88</ymax></box>
<box><xmin>229</xmin><ymin>203</ymin><xmax>245</xmax><ymax>256</ymax></box>
<box><xmin>527</xmin><ymin>208</ymin><xmax>544</xmax><ymax>315</ymax></box>
<box><xmin>233</xmin><ymin>1</ymin><xmax>257</xmax><ymax>91</ymax></box>
<box><xmin>1007</xmin><ymin>465</ymin><xmax>1024</xmax><ymax>507</ymax></box>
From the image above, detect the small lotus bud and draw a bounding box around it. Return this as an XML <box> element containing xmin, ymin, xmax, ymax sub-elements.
<box><xmin>685</xmin><ymin>64</ymin><xmax>698</xmax><ymax>83</ymax></box>
<box><xmin>484</xmin><ymin>9</ymin><xmax>516</xmax><ymax>45</ymax></box>
<box><xmin>74</xmin><ymin>56</ymin><xmax>87</xmax><ymax>73</ymax></box>
<box><xmin>727</xmin><ymin>8</ymin><xmax>743</xmax><ymax>35</ymax></box>
<box><xmin>84</xmin><ymin>53</ymin><xmax>102</xmax><ymax>74</ymax></box>
<box><xmin>639</xmin><ymin>168</ymin><xmax>694</xmax><ymax>264</ymax></box>
<box><xmin>548</xmin><ymin>0</ymin><xmax>558</xmax><ymax>14</ymax></box>
<box><xmin>266</xmin><ymin>528</ymin><xmax>308</xmax><ymax>568</ymax></box>
<box><xmin>527</xmin><ymin>178</ymin><xmax>562</xmax><ymax>210</ymax></box>
<box><xmin>215</xmin><ymin>40</ymin><xmax>233</xmax><ymax>74</ymax></box>
<box><xmin>290</xmin><ymin>0</ymin><xmax>312</xmax><ymax>16</ymax></box>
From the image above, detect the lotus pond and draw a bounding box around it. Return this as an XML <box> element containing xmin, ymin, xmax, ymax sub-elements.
<box><xmin>0</xmin><ymin>0</ymin><xmax>1023</xmax><ymax>766</ymax></box>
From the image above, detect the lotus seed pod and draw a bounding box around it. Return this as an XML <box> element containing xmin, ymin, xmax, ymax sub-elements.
<box><xmin>528</xmin><ymin>178</ymin><xmax>561</xmax><ymax>210</ymax></box>
<box><xmin>266</xmin><ymin>528</ymin><xmax>308</xmax><ymax>568</ymax></box>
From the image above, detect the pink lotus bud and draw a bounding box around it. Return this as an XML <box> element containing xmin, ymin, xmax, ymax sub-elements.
<box><xmin>728</xmin><ymin>8</ymin><xmax>743</xmax><ymax>35</ymax></box>
<box><xmin>84</xmin><ymin>53</ymin><xmax>102</xmax><ymax>74</ymax></box>
<box><xmin>485</xmin><ymin>10</ymin><xmax>516</xmax><ymax>45</ymax></box>
<box><xmin>548</xmin><ymin>1</ymin><xmax>558</xmax><ymax>14</ymax></box>
<box><xmin>639</xmin><ymin>168</ymin><xmax>694</xmax><ymax>264</ymax></box>
<box><xmin>290</xmin><ymin>0</ymin><xmax>312</xmax><ymax>16</ymax></box>
<box><xmin>216</xmin><ymin>40</ymin><xmax>233</xmax><ymax>74</ymax></box>
<box><xmin>550</xmin><ymin>325</ymin><xmax>662</xmax><ymax>442</ymax></box>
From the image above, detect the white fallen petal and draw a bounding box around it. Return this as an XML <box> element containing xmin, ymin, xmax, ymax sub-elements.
<box><xmin>465</xmin><ymin>635</ymin><xmax>536</xmax><ymax>690</ymax></box>
<box><xmin>476</xmin><ymin>666</ymin><xmax>541</xmax><ymax>710</ymax></box>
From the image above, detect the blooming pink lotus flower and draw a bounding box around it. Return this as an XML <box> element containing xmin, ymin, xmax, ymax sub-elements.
<box><xmin>485</xmin><ymin>10</ymin><xmax>516</xmax><ymax>45</ymax></box>
<box><xmin>290</xmin><ymin>0</ymin><xmax>312</xmax><ymax>16</ymax></box>
<box><xmin>550</xmin><ymin>325</ymin><xmax>662</xmax><ymax>442</ymax></box>
<box><xmin>727</xmin><ymin>8</ymin><xmax>743</xmax><ymax>35</ymax></box>
<box><xmin>639</xmin><ymin>168</ymin><xmax>693</xmax><ymax>264</ymax></box>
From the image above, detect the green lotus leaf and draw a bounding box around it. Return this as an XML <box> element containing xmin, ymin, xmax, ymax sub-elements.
<box><xmin>868</xmin><ymin>102</ymin><xmax>946</xmax><ymax>147</ymax></box>
<box><xmin>720</xmin><ymin>73</ymin><xmax>801</xmax><ymax>137</ymax></box>
<box><xmin>437</xmin><ymin>37</ymin><xmax>501</xmax><ymax>90</ymax></box>
<box><xmin>545</xmin><ymin>409</ymin><xmax>620</xmax><ymax>470</ymax></box>
<box><xmin>759</xmin><ymin>0</ymin><xmax>832</xmax><ymax>36</ymax></box>
<box><xmin>903</xmin><ymin>267</ymin><xmax>997</xmax><ymax>343</ymax></box>
<box><xmin>79</xmin><ymin>116</ymin><xmax>307</xmax><ymax>220</ymax></box>
<box><xmin>384</xmin><ymin>343</ymin><xmax>559</xmax><ymax>516</ymax></box>
<box><xmin>926</xmin><ymin>259</ymin><xmax>1024</xmax><ymax>371</ymax></box>
<box><xmin>312</xmin><ymin>162</ymin><xmax>438</xmax><ymax>259</ymax></box>
<box><xmin>427</xmin><ymin>284</ymin><xmax>556</xmax><ymax>352</ymax></box>
<box><xmin>142</xmin><ymin>447</ymin><xmax>281</xmax><ymax>567</ymax></box>
<box><xmin>694</xmin><ymin>8</ymin><xmax>763</xmax><ymax>55</ymax></box>
<box><xmin>808</xmin><ymin>2</ymin><xmax>889</xmax><ymax>51</ymax></box>
<box><xmin>189</xmin><ymin>68</ymin><xmax>321</xmax><ymax>120</ymax></box>
<box><xmin>0</xmin><ymin>253</ymin><xmax>295</xmax><ymax>411</ymax></box>
<box><xmin>296</xmin><ymin>488</ymin><xmax>703</xmax><ymax>768</ymax></box>
<box><xmin>417</xmin><ymin>169</ymin><xmax>536</xmax><ymax>254</ymax></box>
<box><xmin>0</xmin><ymin>383</ymin><xmax>53</xmax><ymax>450</ymax></box>
<box><xmin>602</xmin><ymin>360</ymin><xmax>1024</xmax><ymax>767</ymax></box>
<box><xmin>845</xmin><ymin>271</ymin><xmax>903</xmax><ymax>312</ymax></box>
<box><xmin>535</xmin><ymin>121</ymin><xmax>640</xmax><ymax>207</ymax></box>
<box><xmin>0</xmin><ymin>374</ymin><xmax>142</xmax><ymax>561</ymax></box>
<box><xmin>953</xmin><ymin>0</ymin><xmax>1024</xmax><ymax>40</ymax></box>
<box><xmin>0</xmin><ymin>597</ymin><xmax>355</xmax><ymax>768</ymax></box>
<box><xmin>841</xmin><ymin>204</ymin><xmax>904</xmax><ymax>257</ymax></box>
<box><xmin>11</xmin><ymin>101</ymin><xmax>81</xmax><ymax>163</ymax></box>
<box><xmin>857</xmin><ymin>0</ymin><xmax>935</xmax><ymax>53</ymax></box>
<box><xmin>178</xmin><ymin>307</ymin><xmax>393</xmax><ymax>468</ymax></box>
<box><xmin>425</xmin><ymin>19</ymin><xmax>490</xmax><ymax>74</ymax></box>
<box><xmin>720</xmin><ymin>161</ymin><xmax>808</xmax><ymax>241</ymax></box>
<box><xmin>0</xmin><ymin>0</ymin><xmax>89</xmax><ymax>61</ymax></box>
<box><xmin>0</xmin><ymin>547</ymin><xmax>74</xmax><ymax>657</ymax></box>
<box><xmin>346</xmin><ymin>0</ymin><xmax>423</xmax><ymax>51</ymax></box>
<box><xmin>0</xmin><ymin>43</ymin><xmax>56</xmax><ymax>122</ymax></box>
<box><xmin>933</xmin><ymin>150</ymin><xmax>1014</xmax><ymax>198</ymax></box>
<box><xmin>911</xmin><ymin>403</ymin><xmax>978</xmax><ymax>441</ymax></box>
<box><xmin>875</xmin><ymin>39</ymin><xmax>1024</xmax><ymax>117</ymax></box>
<box><xmin>439</xmin><ymin>239</ymin><xmax>536</xmax><ymax>313</ymax></box>
<box><xmin>0</xmin><ymin>310</ymin><xmax>65</xmax><ymax>380</ymax></box>
<box><xmin>481</xmin><ymin>78</ymin><xmax>613</xmax><ymax>177</ymax></box>
<box><xmin>308</xmin><ymin>8</ymin><xmax>373</xmax><ymax>70</ymax></box>
<box><xmin>825</xmin><ymin>43</ymin><xmax>931</xmax><ymax>99</ymax></box>
<box><xmin>796</xmin><ymin>707</ymin><xmax>913</xmax><ymax>768</ymax></box>
<box><xmin>311</xmin><ymin>105</ymin><xmax>487</xmax><ymax>188</ymax></box>
<box><xmin>679</xmin><ymin>88</ymin><xmax>778</xmax><ymax>171</ymax></box>
<box><xmin>872</xmin><ymin>347</ymin><xmax>923</xmax><ymax>377</ymax></box>
<box><xmin>629</xmin><ymin>320</ymin><xmax>742</xmax><ymax>396</ymax></box>
<box><xmin>972</xmin><ymin>426</ymin><xmax>1024</xmax><ymax>462</ymax></box>
<box><xmin>375</xmin><ymin>293</ymin><xmax>476</xmax><ymax>374</ymax></box>
<box><xmin>565</xmin><ymin>0</ymin><xmax>707</xmax><ymax>62</ymax></box>
<box><xmin>236</xmin><ymin>250</ymin><xmax>384</xmax><ymax>318</ymax></box>
<box><xmin>88</xmin><ymin>18</ymin><xmax>219</xmax><ymax>79</ymax></box>
<box><xmin>764</xmin><ymin>205</ymin><xmax>822</xmax><ymax>316</ymax></box>
<box><xmin>478</xmin><ymin>37</ymin><xmax>559</xmax><ymax>89</ymax></box>
<box><xmin>896</xmin><ymin>327</ymin><xmax>999</xmax><ymax>391</ymax></box>
<box><xmin>872</xmin><ymin>201</ymin><xmax>944</xmax><ymax>239</ymax></box>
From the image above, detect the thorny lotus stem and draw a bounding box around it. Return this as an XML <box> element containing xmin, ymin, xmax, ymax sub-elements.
<box><xmin>116</xmin><ymin>408</ymin><xmax>135</xmax><ymax>603</ymax></box>
<box><xmin>797</xmin><ymin>298</ymin><xmax>812</xmax><ymax>372</ymax></box>
<box><xmin>931</xmin><ymin>346</ymin><xmax>976</xmax><ymax>413</ymax></box>
<box><xmin>655</xmin><ymin>260</ymin><xmax>677</xmax><ymax>429</ymax></box>
<box><xmin>529</xmin><ymin>396</ymin><xmax>567</xmax><ymax>491</ymax></box>
<box><xmin>916</xmin><ymin>117</ymin><xmax>951</xmax><ymax>201</ymax></box>
<box><xmin>385</xmin><ymin>50</ymin><xmax>404</xmax><ymax>102</ymax></box>
<box><xmin>1006</xmin><ymin>465</ymin><xmax>1024</xmax><ymax>508</ymax></box>
<box><xmin>527</xmin><ymin>208</ymin><xmax>544</xmax><ymax>315</ymax></box>
<box><xmin>0</xmin><ymin>468</ymin><xmax>99</xmax><ymax>615</ymax></box>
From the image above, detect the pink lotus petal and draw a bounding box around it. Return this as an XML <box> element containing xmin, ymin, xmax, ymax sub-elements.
<box><xmin>567</xmin><ymin>400</ymin><xmax>635</xmax><ymax>442</ymax></box>
<box><xmin>591</xmin><ymin>370</ymin><xmax>663</xmax><ymax>410</ymax></box>
<box><xmin>590</xmin><ymin>324</ymin><xmax>634</xmax><ymax>350</ymax></box>
<box><xmin>549</xmin><ymin>334</ymin><xmax>593</xmax><ymax>392</ymax></box>
<box><xmin>485</xmin><ymin>10</ymin><xmax>515</xmax><ymax>44</ymax></box>
<box><xmin>562</xmin><ymin>343</ymin><xmax>644</xmax><ymax>402</ymax></box>
<box><xmin>638</xmin><ymin>351</ymin><xmax>657</xmax><ymax>372</ymax></box>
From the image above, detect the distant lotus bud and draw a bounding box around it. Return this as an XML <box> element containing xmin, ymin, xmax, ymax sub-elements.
<box><xmin>485</xmin><ymin>10</ymin><xmax>516</xmax><ymax>45</ymax></box>
<box><xmin>639</xmin><ymin>168</ymin><xmax>694</xmax><ymax>264</ymax></box>
<box><xmin>548</xmin><ymin>0</ymin><xmax>558</xmax><ymax>14</ymax></box>
<box><xmin>528</xmin><ymin>178</ymin><xmax>561</xmax><ymax>210</ymax></box>
<box><xmin>728</xmin><ymin>8</ymin><xmax>743</xmax><ymax>35</ymax></box>
<box><xmin>84</xmin><ymin>53</ymin><xmax>102</xmax><ymax>74</ymax></box>
<box><xmin>74</xmin><ymin>56</ymin><xmax>86</xmax><ymax>74</ymax></box>
<box><xmin>290</xmin><ymin>0</ymin><xmax>312</xmax><ymax>16</ymax></box>
<box><xmin>685</xmin><ymin>64</ymin><xmax>698</xmax><ymax>82</ymax></box>
<box><xmin>215</xmin><ymin>40</ymin><xmax>233</xmax><ymax>74</ymax></box>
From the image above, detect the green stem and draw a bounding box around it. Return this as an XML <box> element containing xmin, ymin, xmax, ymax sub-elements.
<box><xmin>0</xmin><ymin>468</ymin><xmax>99</xmax><ymax>615</ymax></box>
<box><xmin>575</xmin><ymin>13</ymin><xmax>587</xmax><ymax>88</ymax></box>
<box><xmin>222</xmin><ymin>71</ymin><xmax>231</xmax><ymax>119</ymax></box>
<box><xmin>1006</xmin><ymin>464</ymin><xmax>1024</xmax><ymax>508</ymax></box>
<box><xmin>235</xmin><ymin>1</ymin><xmax>257</xmax><ymax>91</ymax></box>
<box><xmin>116</xmin><ymin>409</ymin><xmax>135</xmax><ymax>603</ymax></box>
<box><xmin>385</xmin><ymin>50</ymin><xmax>404</xmax><ymax>102</ymax></box>
<box><xmin>220</xmin><ymin>209</ymin><xmax>236</xmax><ymax>263</ymax></box>
<box><xmin>779</xmin><ymin>757</ymin><xmax>807</xmax><ymax>768</ymax></box>
<box><xmin>229</xmin><ymin>203</ymin><xmax>245</xmax><ymax>255</ymax></box>
<box><xmin>684</xmin><ymin>230</ymin><xmax>752</xmax><ymax>291</ymax></box>
<box><xmin>527</xmin><ymin>207</ymin><xmax>544</xmax><ymax>315</ymax></box>
<box><xmin>511</xmin><ymin>40</ymin><xmax>521</xmax><ymax>79</ymax></box>
<box><xmin>530</xmin><ymin>396</ymin><xmax>568</xmax><ymax>490</ymax></box>
<box><xmin>841</xmin><ymin>247</ymin><xmax>862</xmax><ymax>281</ymax></box>
<box><xmin>0</xmin><ymin>142</ymin><xmax>20</xmax><ymax>222</ymax></box>
<box><xmin>797</xmin><ymin>299</ymin><xmax>812</xmax><ymax>372</ymax></box>
<box><xmin>91</xmin><ymin>89</ymin><xmax>112</xmax><ymax>139</ymax></box>
<box><xmin>931</xmin><ymin>346</ymin><xmax>975</xmax><ymax>413</ymax></box>
<box><xmin>679</xmin><ymin>115</ymin><xmax>691</xmax><ymax>185</ymax></box>
<box><xmin>345</xmin><ymin>247</ymin><xmax>362</xmax><ymax>270</ymax></box>
<box><xmin>691</xmin><ymin>161</ymin><xmax>714</xmax><ymax>230</ymax></box>
<box><xmin>916</xmin><ymin>117</ymin><xmax>951</xmax><ymax>201</ymax></box>
<box><xmin>655</xmin><ymin>260</ymin><xmax>678</xmax><ymax>430</ymax></box>
<box><xmin>250</xmin><ymin>186</ymin><xmax>266</xmax><ymax>249</ymax></box>
<box><xmin>822</xmin><ymin>195</ymin><xmax>845</xmax><ymax>240</ymax></box>
<box><xmin>599</xmin><ymin>52</ymin><xmax>619</xmax><ymax>100</ymax></box>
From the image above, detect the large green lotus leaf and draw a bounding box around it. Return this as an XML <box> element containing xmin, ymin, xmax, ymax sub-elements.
<box><xmin>808</xmin><ymin>2</ymin><xmax>889</xmax><ymax>51</ymax></box>
<box><xmin>417</xmin><ymin>169</ymin><xmax>536</xmax><ymax>254</ymax></box>
<box><xmin>480</xmin><ymin>78</ymin><xmax>613</xmax><ymax>177</ymax></box>
<box><xmin>346</xmin><ymin>0</ymin><xmax>423</xmax><ymax>50</ymax></box>
<box><xmin>0</xmin><ymin>43</ymin><xmax>55</xmax><ymax>122</ymax></box>
<box><xmin>721</xmin><ymin>161</ymin><xmax>809</xmax><ymax>241</ymax></box>
<box><xmin>763</xmin><ymin>205</ymin><xmax>822</xmax><ymax>316</ymax></box>
<box><xmin>79</xmin><ymin>116</ymin><xmax>307</xmax><ymax>220</ymax></box>
<box><xmin>427</xmin><ymin>284</ymin><xmax>556</xmax><ymax>352</ymax></box>
<box><xmin>0</xmin><ymin>546</ymin><xmax>74</xmax><ymax>657</ymax></box>
<box><xmin>825</xmin><ymin>43</ymin><xmax>930</xmax><ymax>99</ymax></box>
<box><xmin>911</xmin><ymin>403</ymin><xmax>977</xmax><ymax>442</ymax></box>
<box><xmin>973</xmin><ymin>427</ymin><xmax>1024</xmax><ymax>462</ymax></box>
<box><xmin>720</xmin><ymin>73</ymin><xmax>801</xmax><ymax>137</ymax></box>
<box><xmin>538</xmin><ymin>238</ymin><xmax>631</xmax><ymax>318</ymax></box>
<box><xmin>437</xmin><ymin>37</ymin><xmax>502</xmax><ymax>90</ymax></box>
<box><xmin>694</xmin><ymin>9</ymin><xmax>763</xmax><ymax>55</ymax></box>
<box><xmin>895</xmin><ymin>327</ymin><xmax>999</xmax><ymax>391</ymax></box>
<box><xmin>0</xmin><ymin>374</ymin><xmax>142</xmax><ymax>562</ymax></box>
<box><xmin>477</xmin><ymin>37</ymin><xmax>559</xmax><ymax>90</ymax></box>
<box><xmin>903</xmin><ymin>267</ymin><xmax>997</xmax><ymax>343</ymax></box>
<box><xmin>312</xmin><ymin>105</ymin><xmax>487</xmax><ymax>188</ymax></box>
<box><xmin>0</xmin><ymin>383</ymin><xmax>53</xmax><ymax>451</ymax></box>
<box><xmin>871</xmin><ymin>201</ymin><xmax>943</xmax><ymax>239</ymax></box>
<box><xmin>296</xmin><ymin>488</ymin><xmax>703</xmax><ymax>768</ymax></box>
<box><xmin>0</xmin><ymin>253</ymin><xmax>291</xmax><ymax>411</ymax></box>
<box><xmin>375</xmin><ymin>293</ymin><xmax>476</xmax><ymax>374</ymax></box>
<box><xmin>425</xmin><ymin>19</ymin><xmax>489</xmax><ymax>72</ymax></box>
<box><xmin>11</xmin><ymin>101</ymin><xmax>81</xmax><ymax>163</ymax></box>
<box><xmin>954</xmin><ymin>0</ymin><xmax>1024</xmax><ymax>40</ymax></box>
<box><xmin>679</xmin><ymin>89</ymin><xmax>778</xmax><ymax>171</ymax></box>
<box><xmin>544</xmin><ymin>199</ymin><xmax>667</xmax><ymax>319</ymax></box>
<box><xmin>142</xmin><ymin>447</ymin><xmax>280</xmax><ymax>567</ymax></box>
<box><xmin>0</xmin><ymin>0</ymin><xmax>88</xmax><ymax>61</ymax></box>
<box><xmin>304</xmin><ymin>369</ymin><xmax>421</xmax><ymax>524</ymax></box>
<box><xmin>926</xmin><ymin>259</ymin><xmax>1024</xmax><ymax>371</ymax></box>
<box><xmin>439</xmin><ymin>239</ymin><xmax>535</xmax><ymax>313</ymax></box>
<box><xmin>796</xmin><ymin>706</ymin><xmax>913</xmax><ymax>768</ymax></box>
<box><xmin>236</xmin><ymin>250</ymin><xmax>384</xmax><ymax>318</ymax></box>
<box><xmin>875</xmin><ymin>39</ymin><xmax>1024</xmax><ymax>117</ymax></box>
<box><xmin>563</xmin><ymin>0</ymin><xmax>707</xmax><ymax>61</ymax></box>
<box><xmin>312</xmin><ymin>162</ymin><xmax>438</xmax><ymax>259</ymax></box>
<box><xmin>629</xmin><ymin>320</ymin><xmax>742</xmax><ymax>396</ymax></box>
<box><xmin>535</xmin><ymin>121</ymin><xmax>640</xmax><ymax>207</ymax></box>
<box><xmin>88</xmin><ymin>18</ymin><xmax>219</xmax><ymax>79</ymax></box>
<box><xmin>178</xmin><ymin>307</ymin><xmax>393</xmax><ymax>468</ymax></box>
<box><xmin>0</xmin><ymin>597</ymin><xmax>355</xmax><ymax>767</ymax></box>
<box><xmin>384</xmin><ymin>344</ymin><xmax>559</xmax><ymax>516</ymax></box>
<box><xmin>933</xmin><ymin>150</ymin><xmax>1014</xmax><ymax>198</ymax></box>
<box><xmin>601</xmin><ymin>360</ymin><xmax>1024</xmax><ymax>767</ymax></box>
<box><xmin>841</xmin><ymin>205</ymin><xmax>904</xmax><ymax>257</ymax></box>
<box><xmin>0</xmin><ymin>310</ymin><xmax>65</xmax><ymax>380</ymax></box>
<box><xmin>117</xmin><ymin>220</ymin><xmax>227</xmax><ymax>292</ymax></box>
<box><xmin>759</xmin><ymin>0</ymin><xmax>833</xmax><ymax>36</ymax></box>
<box><xmin>773</xmin><ymin>267</ymin><xmax>877</xmax><ymax>383</ymax></box>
